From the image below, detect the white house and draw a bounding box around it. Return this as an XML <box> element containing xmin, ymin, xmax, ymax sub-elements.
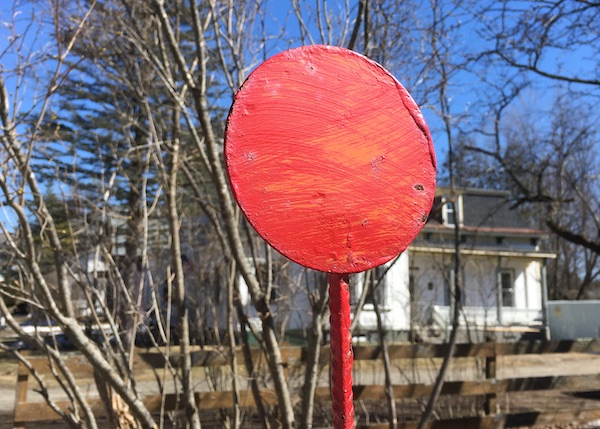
<box><xmin>244</xmin><ymin>187</ymin><xmax>556</xmax><ymax>343</ymax></box>
<box><xmin>113</xmin><ymin>185</ymin><xmax>553</xmax><ymax>344</ymax></box>
<box><xmin>351</xmin><ymin>187</ymin><xmax>556</xmax><ymax>342</ymax></box>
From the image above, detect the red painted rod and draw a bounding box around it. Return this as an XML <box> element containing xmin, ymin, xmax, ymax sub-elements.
<box><xmin>328</xmin><ymin>272</ymin><xmax>354</xmax><ymax>429</ymax></box>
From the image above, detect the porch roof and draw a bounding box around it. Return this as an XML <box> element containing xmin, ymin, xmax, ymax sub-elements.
<box><xmin>422</xmin><ymin>223</ymin><xmax>546</xmax><ymax>237</ymax></box>
<box><xmin>409</xmin><ymin>244</ymin><xmax>557</xmax><ymax>259</ymax></box>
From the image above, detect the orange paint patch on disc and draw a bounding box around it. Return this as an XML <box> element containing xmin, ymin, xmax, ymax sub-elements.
<box><xmin>225</xmin><ymin>45</ymin><xmax>436</xmax><ymax>273</ymax></box>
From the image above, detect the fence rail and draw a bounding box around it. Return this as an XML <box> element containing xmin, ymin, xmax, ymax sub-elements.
<box><xmin>13</xmin><ymin>339</ymin><xmax>600</xmax><ymax>428</ymax></box>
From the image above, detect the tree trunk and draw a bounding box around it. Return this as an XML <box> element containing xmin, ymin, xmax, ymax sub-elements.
<box><xmin>372</xmin><ymin>292</ymin><xmax>397</xmax><ymax>429</ymax></box>
<box><xmin>235</xmin><ymin>301</ymin><xmax>272</xmax><ymax>429</ymax></box>
<box><xmin>300</xmin><ymin>271</ymin><xmax>329</xmax><ymax>429</ymax></box>
<box><xmin>166</xmin><ymin>135</ymin><xmax>201</xmax><ymax>429</ymax></box>
<box><xmin>227</xmin><ymin>260</ymin><xmax>241</xmax><ymax>429</ymax></box>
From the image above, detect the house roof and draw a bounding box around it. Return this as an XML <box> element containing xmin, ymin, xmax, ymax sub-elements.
<box><xmin>424</xmin><ymin>223</ymin><xmax>546</xmax><ymax>237</ymax></box>
<box><xmin>427</xmin><ymin>187</ymin><xmax>545</xmax><ymax>236</ymax></box>
<box><xmin>415</xmin><ymin>187</ymin><xmax>556</xmax><ymax>257</ymax></box>
<box><xmin>410</xmin><ymin>244</ymin><xmax>557</xmax><ymax>259</ymax></box>
<box><xmin>462</xmin><ymin>192</ymin><xmax>534</xmax><ymax>231</ymax></box>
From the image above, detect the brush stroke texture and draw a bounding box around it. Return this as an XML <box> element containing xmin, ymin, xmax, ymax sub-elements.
<box><xmin>225</xmin><ymin>45</ymin><xmax>436</xmax><ymax>273</ymax></box>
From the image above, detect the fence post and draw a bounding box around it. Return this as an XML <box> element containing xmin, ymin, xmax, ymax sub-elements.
<box><xmin>484</xmin><ymin>344</ymin><xmax>498</xmax><ymax>415</ymax></box>
<box><xmin>13</xmin><ymin>361</ymin><xmax>29</xmax><ymax>429</ymax></box>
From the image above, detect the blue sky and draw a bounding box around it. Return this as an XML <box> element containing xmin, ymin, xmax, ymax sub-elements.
<box><xmin>1</xmin><ymin>1</ymin><xmax>598</xmax><ymax>231</ymax></box>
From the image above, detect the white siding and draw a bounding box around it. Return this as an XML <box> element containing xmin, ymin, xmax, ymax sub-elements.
<box><xmin>382</xmin><ymin>252</ymin><xmax>411</xmax><ymax>331</ymax></box>
<box><xmin>526</xmin><ymin>260</ymin><xmax>542</xmax><ymax>310</ymax></box>
<box><xmin>409</xmin><ymin>249</ymin><xmax>545</xmax><ymax>329</ymax></box>
<box><xmin>238</xmin><ymin>250</ymin><xmax>546</xmax><ymax>334</ymax></box>
<box><xmin>354</xmin><ymin>253</ymin><xmax>411</xmax><ymax>332</ymax></box>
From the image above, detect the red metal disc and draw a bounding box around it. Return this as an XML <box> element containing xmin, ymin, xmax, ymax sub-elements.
<box><xmin>225</xmin><ymin>45</ymin><xmax>436</xmax><ymax>273</ymax></box>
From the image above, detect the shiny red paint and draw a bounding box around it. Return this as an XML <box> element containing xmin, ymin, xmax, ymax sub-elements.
<box><xmin>225</xmin><ymin>45</ymin><xmax>436</xmax><ymax>429</ymax></box>
<box><xmin>225</xmin><ymin>45</ymin><xmax>436</xmax><ymax>274</ymax></box>
<box><xmin>328</xmin><ymin>273</ymin><xmax>354</xmax><ymax>429</ymax></box>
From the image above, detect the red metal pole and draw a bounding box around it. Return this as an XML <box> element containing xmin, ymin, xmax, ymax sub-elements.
<box><xmin>328</xmin><ymin>272</ymin><xmax>354</xmax><ymax>429</ymax></box>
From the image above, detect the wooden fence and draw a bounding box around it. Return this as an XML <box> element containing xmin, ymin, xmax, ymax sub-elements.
<box><xmin>13</xmin><ymin>339</ymin><xmax>600</xmax><ymax>428</ymax></box>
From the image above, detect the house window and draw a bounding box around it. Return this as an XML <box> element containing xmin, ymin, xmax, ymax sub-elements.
<box><xmin>443</xmin><ymin>200</ymin><xmax>455</xmax><ymax>227</ymax></box>
<box><xmin>500</xmin><ymin>270</ymin><xmax>514</xmax><ymax>307</ymax></box>
<box><xmin>429</xmin><ymin>197</ymin><xmax>444</xmax><ymax>224</ymax></box>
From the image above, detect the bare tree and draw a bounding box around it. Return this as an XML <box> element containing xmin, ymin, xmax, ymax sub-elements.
<box><xmin>467</xmin><ymin>92</ymin><xmax>600</xmax><ymax>298</ymax></box>
<box><xmin>0</xmin><ymin>2</ymin><xmax>159</xmax><ymax>427</ymax></box>
<box><xmin>473</xmin><ymin>0</ymin><xmax>600</xmax><ymax>88</ymax></box>
<box><xmin>5</xmin><ymin>2</ymin><xmax>597</xmax><ymax>429</ymax></box>
<box><xmin>468</xmin><ymin>2</ymin><xmax>600</xmax><ymax>240</ymax></box>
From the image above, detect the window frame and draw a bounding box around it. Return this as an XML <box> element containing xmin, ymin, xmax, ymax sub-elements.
<box><xmin>443</xmin><ymin>200</ymin><xmax>455</xmax><ymax>227</ymax></box>
<box><xmin>500</xmin><ymin>269</ymin><xmax>515</xmax><ymax>307</ymax></box>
